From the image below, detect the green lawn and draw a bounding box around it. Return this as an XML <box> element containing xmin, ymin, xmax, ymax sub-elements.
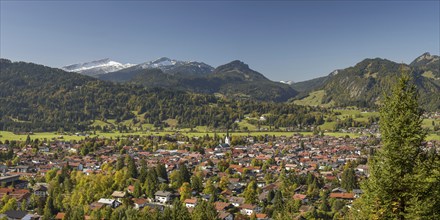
<box><xmin>2</xmin><ymin>109</ymin><xmax>439</xmax><ymax>142</ymax></box>
<box><xmin>180</xmin><ymin>126</ymin><xmax>209</xmax><ymax>132</ymax></box>
<box><xmin>0</xmin><ymin>131</ymin><xmax>85</xmax><ymax>142</ymax></box>
<box><xmin>422</xmin><ymin>119</ymin><xmax>440</xmax><ymax>130</ymax></box>
<box><xmin>0</xmin><ymin>130</ymin><xmax>374</xmax><ymax>142</ymax></box>
<box><xmin>2</xmin><ymin>130</ymin><xmax>438</xmax><ymax>142</ymax></box>
<box><xmin>323</xmin><ymin>132</ymin><xmax>360</xmax><ymax>138</ymax></box>
<box><xmin>427</xmin><ymin>133</ymin><xmax>440</xmax><ymax>141</ymax></box>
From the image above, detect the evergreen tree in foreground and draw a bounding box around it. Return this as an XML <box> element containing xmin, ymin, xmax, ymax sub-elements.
<box><xmin>351</xmin><ymin>74</ymin><xmax>440</xmax><ymax>219</ymax></box>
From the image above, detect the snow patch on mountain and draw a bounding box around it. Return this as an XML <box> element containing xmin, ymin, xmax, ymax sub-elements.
<box><xmin>62</xmin><ymin>58</ymin><xmax>135</xmax><ymax>77</ymax></box>
<box><xmin>139</xmin><ymin>57</ymin><xmax>187</xmax><ymax>69</ymax></box>
<box><xmin>329</xmin><ymin>70</ymin><xmax>339</xmax><ymax>76</ymax></box>
<box><xmin>280</xmin><ymin>80</ymin><xmax>294</xmax><ymax>85</ymax></box>
<box><xmin>135</xmin><ymin>57</ymin><xmax>214</xmax><ymax>75</ymax></box>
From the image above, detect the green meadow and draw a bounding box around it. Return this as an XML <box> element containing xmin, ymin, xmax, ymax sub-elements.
<box><xmin>0</xmin><ymin>130</ymin><xmax>380</xmax><ymax>142</ymax></box>
<box><xmin>1</xmin><ymin>108</ymin><xmax>439</xmax><ymax>142</ymax></box>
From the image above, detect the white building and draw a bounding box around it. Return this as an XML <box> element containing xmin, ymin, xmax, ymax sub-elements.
<box><xmin>154</xmin><ymin>191</ymin><xmax>172</xmax><ymax>203</ymax></box>
<box><xmin>184</xmin><ymin>198</ymin><xmax>197</xmax><ymax>208</ymax></box>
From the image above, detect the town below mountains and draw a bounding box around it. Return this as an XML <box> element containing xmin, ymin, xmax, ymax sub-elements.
<box><xmin>0</xmin><ymin>53</ymin><xmax>439</xmax><ymax>132</ymax></box>
<box><xmin>0</xmin><ymin>129</ymin><xmax>388</xmax><ymax>220</ymax></box>
<box><xmin>0</xmin><ymin>54</ymin><xmax>439</xmax><ymax>220</ymax></box>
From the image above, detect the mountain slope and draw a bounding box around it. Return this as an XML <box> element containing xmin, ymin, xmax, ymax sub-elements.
<box><xmin>293</xmin><ymin>54</ymin><xmax>440</xmax><ymax>110</ymax></box>
<box><xmin>290</xmin><ymin>75</ymin><xmax>329</xmax><ymax>93</ymax></box>
<box><xmin>207</xmin><ymin>60</ymin><xmax>298</xmax><ymax>101</ymax></box>
<box><xmin>0</xmin><ymin>59</ymin><xmax>219</xmax><ymax>131</ymax></box>
<box><xmin>137</xmin><ymin>57</ymin><xmax>214</xmax><ymax>76</ymax></box>
<box><xmin>0</xmin><ymin>58</ymin><xmax>319</xmax><ymax>132</ymax></box>
<box><xmin>62</xmin><ymin>58</ymin><xmax>135</xmax><ymax>77</ymax></box>
<box><xmin>410</xmin><ymin>52</ymin><xmax>440</xmax><ymax>81</ymax></box>
<box><xmin>125</xmin><ymin>60</ymin><xmax>298</xmax><ymax>101</ymax></box>
<box><xmin>99</xmin><ymin>57</ymin><xmax>214</xmax><ymax>82</ymax></box>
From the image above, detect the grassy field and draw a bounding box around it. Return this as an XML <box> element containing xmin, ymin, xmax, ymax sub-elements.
<box><xmin>2</xmin><ymin>108</ymin><xmax>439</xmax><ymax>142</ymax></box>
<box><xmin>422</xmin><ymin>71</ymin><xmax>436</xmax><ymax>79</ymax></box>
<box><xmin>164</xmin><ymin>119</ymin><xmax>178</xmax><ymax>127</ymax></box>
<box><xmin>427</xmin><ymin>133</ymin><xmax>440</xmax><ymax>141</ymax></box>
<box><xmin>91</xmin><ymin>120</ymin><xmax>113</xmax><ymax>127</ymax></box>
<box><xmin>294</xmin><ymin>90</ymin><xmax>325</xmax><ymax>106</ymax></box>
<box><xmin>293</xmin><ymin>90</ymin><xmax>335</xmax><ymax>107</ymax></box>
<box><xmin>0</xmin><ymin>130</ymin><xmax>376</xmax><ymax>142</ymax></box>
<box><xmin>318</xmin><ymin>108</ymin><xmax>379</xmax><ymax>131</ymax></box>
<box><xmin>422</xmin><ymin>118</ymin><xmax>440</xmax><ymax>130</ymax></box>
<box><xmin>237</xmin><ymin>120</ymin><xmax>258</xmax><ymax>131</ymax></box>
<box><xmin>334</xmin><ymin>109</ymin><xmax>379</xmax><ymax>122</ymax></box>
<box><xmin>0</xmin><ymin>131</ymin><xmax>86</xmax><ymax>142</ymax></box>
<box><xmin>318</xmin><ymin>121</ymin><xmax>338</xmax><ymax>131</ymax></box>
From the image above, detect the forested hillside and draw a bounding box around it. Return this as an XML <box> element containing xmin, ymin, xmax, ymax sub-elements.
<box><xmin>0</xmin><ymin>59</ymin><xmax>323</xmax><ymax>132</ymax></box>
<box><xmin>292</xmin><ymin>53</ymin><xmax>440</xmax><ymax>111</ymax></box>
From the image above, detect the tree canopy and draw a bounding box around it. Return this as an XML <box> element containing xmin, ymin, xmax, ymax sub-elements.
<box><xmin>351</xmin><ymin>74</ymin><xmax>440</xmax><ymax>219</ymax></box>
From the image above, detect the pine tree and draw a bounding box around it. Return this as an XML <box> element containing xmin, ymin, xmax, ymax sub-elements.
<box><xmin>203</xmin><ymin>179</ymin><xmax>216</xmax><ymax>195</ymax></box>
<box><xmin>133</xmin><ymin>181</ymin><xmax>142</xmax><ymax>198</ymax></box>
<box><xmin>171</xmin><ymin>199</ymin><xmax>191</xmax><ymax>220</ymax></box>
<box><xmin>162</xmin><ymin>207</ymin><xmax>172</xmax><ymax>220</ymax></box>
<box><xmin>42</xmin><ymin>196</ymin><xmax>55</xmax><ymax>220</ymax></box>
<box><xmin>341</xmin><ymin>167</ymin><xmax>357</xmax><ymax>192</ymax></box>
<box><xmin>320</xmin><ymin>190</ymin><xmax>330</xmax><ymax>212</ymax></box>
<box><xmin>144</xmin><ymin>169</ymin><xmax>158</xmax><ymax>198</ymax></box>
<box><xmin>192</xmin><ymin>200</ymin><xmax>218</xmax><ymax>220</ymax></box>
<box><xmin>352</xmin><ymin>74</ymin><xmax>439</xmax><ymax>219</ymax></box>
<box><xmin>273</xmin><ymin>190</ymin><xmax>284</xmax><ymax>212</ymax></box>
<box><xmin>190</xmin><ymin>175</ymin><xmax>203</xmax><ymax>193</ymax></box>
<box><xmin>138</xmin><ymin>159</ymin><xmax>148</xmax><ymax>183</ymax></box>
<box><xmin>126</xmin><ymin>155</ymin><xmax>138</xmax><ymax>178</ymax></box>
<box><xmin>243</xmin><ymin>180</ymin><xmax>258</xmax><ymax>204</ymax></box>
<box><xmin>25</xmin><ymin>135</ymin><xmax>31</xmax><ymax>145</ymax></box>
<box><xmin>70</xmin><ymin>205</ymin><xmax>85</xmax><ymax>220</ymax></box>
<box><xmin>178</xmin><ymin>164</ymin><xmax>191</xmax><ymax>186</ymax></box>
<box><xmin>116</xmin><ymin>156</ymin><xmax>124</xmax><ymax>171</ymax></box>
<box><xmin>155</xmin><ymin>163</ymin><xmax>168</xmax><ymax>182</ymax></box>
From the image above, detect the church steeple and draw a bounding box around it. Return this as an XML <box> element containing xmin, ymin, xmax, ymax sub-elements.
<box><xmin>225</xmin><ymin>130</ymin><xmax>230</xmax><ymax>145</ymax></box>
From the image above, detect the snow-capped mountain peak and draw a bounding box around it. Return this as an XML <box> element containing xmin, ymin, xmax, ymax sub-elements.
<box><xmin>136</xmin><ymin>57</ymin><xmax>214</xmax><ymax>75</ymax></box>
<box><xmin>139</xmin><ymin>57</ymin><xmax>185</xmax><ymax>69</ymax></box>
<box><xmin>62</xmin><ymin>59</ymin><xmax>135</xmax><ymax>77</ymax></box>
<box><xmin>280</xmin><ymin>80</ymin><xmax>294</xmax><ymax>85</ymax></box>
<box><xmin>151</xmin><ymin>57</ymin><xmax>176</xmax><ymax>67</ymax></box>
<box><xmin>63</xmin><ymin>57</ymin><xmax>214</xmax><ymax>77</ymax></box>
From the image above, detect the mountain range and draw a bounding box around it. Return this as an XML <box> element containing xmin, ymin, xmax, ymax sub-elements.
<box><xmin>291</xmin><ymin>52</ymin><xmax>440</xmax><ymax>110</ymax></box>
<box><xmin>63</xmin><ymin>57</ymin><xmax>214</xmax><ymax>78</ymax></box>
<box><xmin>0</xmin><ymin>58</ymin><xmax>318</xmax><ymax>132</ymax></box>
<box><xmin>2</xmin><ymin>52</ymin><xmax>439</xmax><ymax>110</ymax></box>
<box><xmin>62</xmin><ymin>58</ymin><xmax>135</xmax><ymax>77</ymax></box>
<box><xmin>64</xmin><ymin>57</ymin><xmax>296</xmax><ymax>102</ymax></box>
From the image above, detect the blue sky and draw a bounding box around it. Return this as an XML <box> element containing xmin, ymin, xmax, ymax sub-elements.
<box><xmin>1</xmin><ymin>1</ymin><xmax>439</xmax><ymax>81</ymax></box>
